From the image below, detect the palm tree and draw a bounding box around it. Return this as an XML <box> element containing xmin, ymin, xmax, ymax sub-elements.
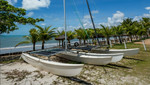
<box><xmin>140</xmin><ymin>17</ymin><xmax>150</xmax><ymax>38</ymax></box>
<box><xmin>75</xmin><ymin>28</ymin><xmax>88</xmax><ymax>45</ymax></box>
<box><xmin>15</xmin><ymin>28</ymin><xmax>39</xmax><ymax>51</ymax></box>
<box><xmin>121</xmin><ymin>18</ymin><xmax>135</xmax><ymax>42</ymax></box>
<box><xmin>67</xmin><ymin>31</ymin><xmax>75</xmax><ymax>43</ymax></box>
<box><xmin>35</xmin><ymin>25</ymin><xmax>56</xmax><ymax>49</ymax></box>
<box><xmin>111</xmin><ymin>25</ymin><xmax>125</xmax><ymax>44</ymax></box>
<box><xmin>100</xmin><ymin>24</ymin><xmax>112</xmax><ymax>45</ymax></box>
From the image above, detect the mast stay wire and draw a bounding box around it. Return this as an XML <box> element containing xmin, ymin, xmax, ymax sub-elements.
<box><xmin>72</xmin><ymin>0</ymin><xmax>89</xmax><ymax>39</ymax></box>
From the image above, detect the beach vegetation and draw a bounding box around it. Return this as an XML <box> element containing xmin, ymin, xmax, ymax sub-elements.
<box><xmin>35</xmin><ymin>25</ymin><xmax>57</xmax><ymax>49</ymax></box>
<box><xmin>0</xmin><ymin>0</ymin><xmax>44</xmax><ymax>34</ymax></box>
<box><xmin>15</xmin><ymin>28</ymin><xmax>39</xmax><ymax>51</ymax></box>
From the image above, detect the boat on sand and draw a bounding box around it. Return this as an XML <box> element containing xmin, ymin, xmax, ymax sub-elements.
<box><xmin>57</xmin><ymin>51</ymin><xmax>112</xmax><ymax>65</ymax></box>
<box><xmin>21</xmin><ymin>53</ymin><xmax>84</xmax><ymax>77</ymax></box>
<box><xmin>91</xmin><ymin>48</ymin><xmax>140</xmax><ymax>56</ymax></box>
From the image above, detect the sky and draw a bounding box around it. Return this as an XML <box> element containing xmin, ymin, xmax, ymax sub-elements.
<box><xmin>4</xmin><ymin>0</ymin><xmax>150</xmax><ymax>35</ymax></box>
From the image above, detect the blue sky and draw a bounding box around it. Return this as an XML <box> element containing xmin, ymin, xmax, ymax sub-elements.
<box><xmin>4</xmin><ymin>0</ymin><xmax>150</xmax><ymax>35</ymax></box>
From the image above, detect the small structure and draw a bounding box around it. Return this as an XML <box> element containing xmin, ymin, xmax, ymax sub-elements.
<box><xmin>55</xmin><ymin>35</ymin><xmax>67</xmax><ymax>47</ymax></box>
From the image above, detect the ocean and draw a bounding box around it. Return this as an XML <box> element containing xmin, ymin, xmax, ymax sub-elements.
<box><xmin>0</xmin><ymin>35</ymin><xmax>78</xmax><ymax>54</ymax></box>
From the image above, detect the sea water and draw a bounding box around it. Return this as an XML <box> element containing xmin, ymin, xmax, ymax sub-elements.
<box><xmin>0</xmin><ymin>35</ymin><xmax>78</xmax><ymax>54</ymax></box>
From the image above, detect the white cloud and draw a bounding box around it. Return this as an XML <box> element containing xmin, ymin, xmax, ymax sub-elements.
<box><xmin>84</xmin><ymin>15</ymin><xmax>90</xmax><ymax>19</ymax></box>
<box><xmin>53</xmin><ymin>18</ymin><xmax>60</xmax><ymax>21</ymax></box>
<box><xmin>92</xmin><ymin>10</ymin><xmax>99</xmax><ymax>14</ymax></box>
<box><xmin>105</xmin><ymin>11</ymin><xmax>125</xmax><ymax>26</ymax></box>
<box><xmin>145</xmin><ymin>7</ymin><xmax>150</xmax><ymax>10</ymax></box>
<box><xmin>143</xmin><ymin>14</ymin><xmax>150</xmax><ymax>17</ymax></box>
<box><xmin>6</xmin><ymin>0</ymin><xmax>17</xmax><ymax>5</ymax></box>
<box><xmin>22</xmin><ymin>0</ymin><xmax>51</xmax><ymax>10</ymax></box>
<box><xmin>133</xmin><ymin>16</ymin><xmax>142</xmax><ymax>21</ymax></box>
<box><xmin>26</xmin><ymin>12</ymin><xmax>34</xmax><ymax>17</ymax></box>
<box><xmin>41</xmin><ymin>23</ymin><xmax>46</xmax><ymax>26</ymax></box>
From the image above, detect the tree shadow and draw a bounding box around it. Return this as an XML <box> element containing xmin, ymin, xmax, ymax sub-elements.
<box><xmin>108</xmin><ymin>64</ymin><xmax>132</xmax><ymax>69</ymax></box>
<box><xmin>99</xmin><ymin>65</ymin><xmax>118</xmax><ymax>69</ymax></box>
<box><xmin>123</xmin><ymin>57</ymin><xmax>144</xmax><ymax>61</ymax></box>
<box><xmin>62</xmin><ymin>76</ymin><xmax>92</xmax><ymax>85</ymax></box>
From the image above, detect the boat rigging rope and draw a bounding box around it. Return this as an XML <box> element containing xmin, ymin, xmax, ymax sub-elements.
<box><xmin>72</xmin><ymin>0</ymin><xmax>89</xmax><ymax>38</ymax></box>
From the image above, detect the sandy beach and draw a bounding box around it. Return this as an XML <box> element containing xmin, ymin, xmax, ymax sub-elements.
<box><xmin>135</xmin><ymin>39</ymin><xmax>150</xmax><ymax>45</ymax></box>
<box><xmin>1</xmin><ymin>39</ymin><xmax>150</xmax><ymax>85</ymax></box>
<box><xmin>0</xmin><ymin>61</ymin><xmax>58</xmax><ymax>85</ymax></box>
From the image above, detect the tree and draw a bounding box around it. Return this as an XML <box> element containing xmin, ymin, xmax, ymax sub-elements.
<box><xmin>100</xmin><ymin>25</ymin><xmax>112</xmax><ymax>45</ymax></box>
<box><xmin>111</xmin><ymin>25</ymin><xmax>125</xmax><ymax>44</ymax></box>
<box><xmin>140</xmin><ymin>17</ymin><xmax>150</xmax><ymax>38</ymax></box>
<box><xmin>75</xmin><ymin>28</ymin><xmax>88</xmax><ymax>45</ymax></box>
<box><xmin>0</xmin><ymin>0</ymin><xmax>44</xmax><ymax>34</ymax></box>
<box><xmin>15</xmin><ymin>28</ymin><xmax>39</xmax><ymax>51</ymax></box>
<box><xmin>67</xmin><ymin>31</ymin><xmax>75</xmax><ymax>43</ymax></box>
<box><xmin>121</xmin><ymin>18</ymin><xmax>135</xmax><ymax>42</ymax></box>
<box><xmin>35</xmin><ymin>25</ymin><xmax>56</xmax><ymax>49</ymax></box>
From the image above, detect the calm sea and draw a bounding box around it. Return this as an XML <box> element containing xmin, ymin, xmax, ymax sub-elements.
<box><xmin>0</xmin><ymin>35</ymin><xmax>78</xmax><ymax>54</ymax></box>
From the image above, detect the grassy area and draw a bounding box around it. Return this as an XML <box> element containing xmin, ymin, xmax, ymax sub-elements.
<box><xmin>53</xmin><ymin>42</ymin><xmax>150</xmax><ymax>85</ymax></box>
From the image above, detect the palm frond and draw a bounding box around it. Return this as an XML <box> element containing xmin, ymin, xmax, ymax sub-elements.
<box><xmin>15</xmin><ymin>41</ymin><xmax>30</xmax><ymax>47</ymax></box>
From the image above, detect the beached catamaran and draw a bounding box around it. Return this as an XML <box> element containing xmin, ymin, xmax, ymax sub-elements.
<box><xmin>21</xmin><ymin>0</ymin><xmax>139</xmax><ymax>76</ymax></box>
<box><xmin>21</xmin><ymin>0</ymin><xmax>84</xmax><ymax>77</ymax></box>
<box><xmin>58</xmin><ymin>0</ymin><xmax>124</xmax><ymax>64</ymax></box>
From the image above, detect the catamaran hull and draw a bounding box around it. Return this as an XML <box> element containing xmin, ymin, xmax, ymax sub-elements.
<box><xmin>57</xmin><ymin>52</ymin><xmax>112</xmax><ymax>65</ymax></box>
<box><xmin>21</xmin><ymin>53</ymin><xmax>84</xmax><ymax>77</ymax></box>
<box><xmin>91</xmin><ymin>48</ymin><xmax>139</xmax><ymax>56</ymax></box>
<box><xmin>77</xmin><ymin>52</ymin><xmax>124</xmax><ymax>63</ymax></box>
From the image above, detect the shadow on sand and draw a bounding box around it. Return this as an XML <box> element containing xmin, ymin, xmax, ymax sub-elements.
<box><xmin>108</xmin><ymin>64</ymin><xmax>132</xmax><ymax>69</ymax></box>
<box><xmin>123</xmin><ymin>57</ymin><xmax>144</xmax><ymax>61</ymax></box>
<box><xmin>62</xmin><ymin>77</ymin><xmax>92</xmax><ymax>85</ymax></box>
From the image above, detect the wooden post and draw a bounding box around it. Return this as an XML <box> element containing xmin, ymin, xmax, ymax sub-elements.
<box><xmin>109</xmin><ymin>40</ymin><xmax>112</xmax><ymax>48</ymax></box>
<box><xmin>124</xmin><ymin>41</ymin><xmax>127</xmax><ymax>49</ymax></box>
<box><xmin>142</xmin><ymin>40</ymin><xmax>147</xmax><ymax>51</ymax></box>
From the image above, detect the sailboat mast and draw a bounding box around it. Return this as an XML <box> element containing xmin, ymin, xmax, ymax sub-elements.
<box><xmin>63</xmin><ymin>0</ymin><xmax>67</xmax><ymax>51</ymax></box>
<box><xmin>85</xmin><ymin>0</ymin><xmax>101</xmax><ymax>47</ymax></box>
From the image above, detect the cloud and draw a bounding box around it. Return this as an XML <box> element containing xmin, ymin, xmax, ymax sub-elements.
<box><xmin>53</xmin><ymin>18</ymin><xmax>60</xmax><ymax>21</ymax></box>
<box><xmin>133</xmin><ymin>16</ymin><xmax>142</xmax><ymax>21</ymax></box>
<box><xmin>92</xmin><ymin>10</ymin><xmax>99</xmax><ymax>14</ymax></box>
<box><xmin>41</xmin><ymin>23</ymin><xmax>46</xmax><ymax>26</ymax></box>
<box><xmin>22</xmin><ymin>0</ymin><xmax>51</xmax><ymax>10</ymax></box>
<box><xmin>6</xmin><ymin>0</ymin><xmax>17</xmax><ymax>5</ymax></box>
<box><xmin>104</xmin><ymin>11</ymin><xmax>125</xmax><ymax>26</ymax></box>
<box><xmin>26</xmin><ymin>12</ymin><xmax>34</xmax><ymax>17</ymax></box>
<box><xmin>133</xmin><ymin>7</ymin><xmax>150</xmax><ymax>21</ymax></box>
<box><xmin>145</xmin><ymin>7</ymin><xmax>150</xmax><ymax>10</ymax></box>
<box><xmin>143</xmin><ymin>14</ymin><xmax>150</xmax><ymax>17</ymax></box>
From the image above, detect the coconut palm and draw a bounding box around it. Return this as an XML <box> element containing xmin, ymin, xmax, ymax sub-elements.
<box><xmin>100</xmin><ymin>24</ymin><xmax>113</xmax><ymax>45</ymax></box>
<box><xmin>67</xmin><ymin>31</ymin><xmax>75</xmax><ymax>43</ymax></box>
<box><xmin>121</xmin><ymin>18</ymin><xmax>135</xmax><ymax>42</ymax></box>
<box><xmin>111</xmin><ymin>25</ymin><xmax>125</xmax><ymax>44</ymax></box>
<box><xmin>35</xmin><ymin>25</ymin><xmax>56</xmax><ymax>49</ymax></box>
<box><xmin>75</xmin><ymin>28</ymin><xmax>88</xmax><ymax>45</ymax></box>
<box><xmin>140</xmin><ymin>17</ymin><xmax>150</xmax><ymax>38</ymax></box>
<box><xmin>15</xmin><ymin>28</ymin><xmax>39</xmax><ymax>51</ymax></box>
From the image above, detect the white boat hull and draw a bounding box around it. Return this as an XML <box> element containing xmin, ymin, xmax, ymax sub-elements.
<box><xmin>21</xmin><ymin>53</ymin><xmax>84</xmax><ymax>77</ymax></box>
<box><xmin>72</xmin><ymin>51</ymin><xmax>123</xmax><ymax>63</ymax></box>
<box><xmin>57</xmin><ymin>52</ymin><xmax>112</xmax><ymax>65</ymax></box>
<box><xmin>92</xmin><ymin>48</ymin><xmax>140</xmax><ymax>56</ymax></box>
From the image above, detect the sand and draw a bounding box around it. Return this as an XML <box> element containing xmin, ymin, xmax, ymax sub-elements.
<box><xmin>135</xmin><ymin>39</ymin><xmax>150</xmax><ymax>45</ymax></box>
<box><xmin>0</xmin><ymin>62</ymin><xmax>58</xmax><ymax>85</ymax></box>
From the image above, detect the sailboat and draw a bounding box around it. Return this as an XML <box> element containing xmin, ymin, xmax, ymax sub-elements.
<box><xmin>58</xmin><ymin>0</ymin><xmax>124</xmax><ymax>65</ymax></box>
<box><xmin>20</xmin><ymin>0</ymin><xmax>84</xmax><ymax>77</ymax></box>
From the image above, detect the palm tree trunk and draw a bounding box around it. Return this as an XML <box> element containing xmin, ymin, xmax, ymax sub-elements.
<box><xmin>33</xmin><ymin>42</ymin><xmax>35</xmax><ymax>51</ymax></box>
<box><xmin>84</xmin><ymin>39</ymin><xmax>86</xmax><ymax>45</ymax></box>
<box><xmin>42</xmin><ymin>40</ymin><xmax>45</xmax><ymax>49</ymax></box>
<box><xmin>107</xmin><ymin>37</ymin><xmax>110</xmax><ymax>45</ymax></box>
<box><xmin>79</xmin><ymin>39</ymin><xmax>81</xmax><ymax>45</ymax></box>
<box><xmin>118</xmin><ymin>36</ymin><xmax>122</xmax><ymax>44</ymax></box>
